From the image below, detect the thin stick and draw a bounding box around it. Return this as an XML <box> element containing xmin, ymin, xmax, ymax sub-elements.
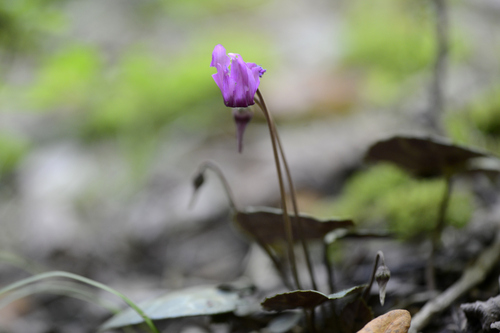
<box><xmin>426</xmin><ymin>175</ymin><xmax>453</xmax><ymax>290</ymax></box>
<box><xmin>254</xmin><ymin>238</ymin><xmax>293</xmax><ymax>290</ymax></box>
<box><xmin>308</xmin><ymin>308</ymin><xmax>317</xmax><ymax>333</ymax></box>
<box><xmin>255</xmin><ymin>89</ymin><xmax>301</xmax><ymax>290</ymax></box>
<box><xmin>323</xmin><ymin>240</ymin><xmax>335</xmax><ymax>294</ymax></box>
<box><xmin>410</xmin><ymin>229</ymin><xmax>500</xmax><ymax>333</ymax></box>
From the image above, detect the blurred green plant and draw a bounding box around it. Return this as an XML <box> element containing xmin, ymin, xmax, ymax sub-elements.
<box><xmin>343</xmin><ymin>0</ymin><xmax>467</xmax><ymax>105</ymax></box>
<box><xmin>29</xmin><ymin>44</ymin><xmax>102</xmax><ymax>110</ymax></box>
<box><xmin>0</xmin><ymin>133</ymin><xmax>30</xmax><ymax>177</ymax></box>
<box><xmin>24</xmin><ymin>33</ymin><xmax>269</xmax><ymax>142</ymax></box>
<box><xmin>0</xmin><ymin>0</ymin><xmax>65</xmax><ymax>56</ymax></box>
<box><xmin>446</xmin><ymin>86</ymin><xmax>500</xmax><ymax>155</ymax></box>
<box><xmin>142</xmin><ymin>0</ymin><xmax>267</xmax><ymax>19</ymax></box>
<box><xmin>319</xmin><ymin>164</ymin><xmax>472</xmax><ymax>239</ymax></box>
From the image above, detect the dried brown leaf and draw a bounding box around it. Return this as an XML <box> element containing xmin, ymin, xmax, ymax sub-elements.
<box><xmin>357</xmin><ymin>309</ymin><xmax>411</xmax><ymax>333</ymax></box>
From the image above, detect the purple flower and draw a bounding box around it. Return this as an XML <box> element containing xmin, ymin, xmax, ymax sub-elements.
<box><xmin>210</xmin><ymin>44</ymin><xmax>266</xmax><ymax>108</ymax></box>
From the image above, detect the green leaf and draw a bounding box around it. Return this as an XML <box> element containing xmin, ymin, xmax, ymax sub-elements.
<box><xmin>261</xmin><ymin>285</ymin><xmax>367</xmax><ymax>312</ymax></box>
<box><xmin>100</xmin><ymin>285</ymin><xmax>241</xmax><ymax>331</ymax></box>
<box><xmin>365</xmin><ymin>135</ymin><xmax>488</xmax><ymax>177</ymax></box>
<box><xmin>328</xmin><ymin>285</ymin><xmax>367</xmax><ymax>300</ymax></box>
<box><xmin>234</xmin><ymin>207</ymin><xmax>354</xmax><ymax>244</ymax></box>
<box><xmin>261</xmin><ymin>290</ymin><xmax>329</xmax><ymax>311</ymax></box>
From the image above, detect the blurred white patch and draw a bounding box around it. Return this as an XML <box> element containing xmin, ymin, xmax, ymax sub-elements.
<box><xmin>18</xmin><ymin>143</ymin><xmax>97</xmax><ymax>255</ymax></box>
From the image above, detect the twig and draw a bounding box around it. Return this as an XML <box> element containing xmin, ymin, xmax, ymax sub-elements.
<box><xmin>427</xmin><ymin>175</ymin><xmax>453</xmax><ymax>290</ymax></box>
<box><xmin>323</xmin><ymin>240</ymin><xmax>335</xmax><ymax>294</ymax></box>
<box><xmin>409</xmin><ymin>229</ymin><xmax>500</xmax><ymax>333</ymax></box>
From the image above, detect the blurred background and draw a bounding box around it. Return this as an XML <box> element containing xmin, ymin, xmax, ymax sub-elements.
<box><xmin>1</xmin><ymin>0</ymin><xmax>500</xmax><ymax>331</ymax></box>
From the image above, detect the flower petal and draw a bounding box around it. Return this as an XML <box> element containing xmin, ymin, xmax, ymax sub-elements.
<box><xmin>212</xmin><ymin>63</ymin><xmax>235</xmax><ymax>107</ymax></box>
<box><xmin>210</xmin><ymin>45</ymin><xmax>264</xmax><ymax>108</ymax></box>
<box><xmin>210</xmin><ymin>44</ymin><xmax>230</xmax><ymax>68</ymax></box>
<box><xmin>230</xmin><ymin>55</ymin><xmax>254</xmax><ymax>107</ymax></box>
<box><xmin>246</xmin><ymin>62</ymin><xmax>266</xmax><ymax>78</ymax></box>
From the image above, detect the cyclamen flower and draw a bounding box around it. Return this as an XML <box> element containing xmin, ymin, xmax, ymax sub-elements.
<box><xmin>210</xmin><ymin>44</ymin><xmax>265</xmax><ymax>108</ymax></box>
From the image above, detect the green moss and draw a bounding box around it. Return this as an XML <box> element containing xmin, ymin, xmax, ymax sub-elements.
<box><xmin>328</xmin><ymin>164</ymin><xmax>472</xmax><ymax>239</ymax></box>
<box><xmin>380</xmin><ymin>178</ymin><xmax>472</xmax><ymax>238</ymax></box>
<box><xmin>332</xmin><ymin>164</ymin><xmax>408</xmax><ymax>223</ymax></box>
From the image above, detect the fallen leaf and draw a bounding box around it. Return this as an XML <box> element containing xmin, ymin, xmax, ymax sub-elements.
<box><xmin>356</xmin><ymin>309</ymin><xmax>411</xmax><ymax>333</ymax></box>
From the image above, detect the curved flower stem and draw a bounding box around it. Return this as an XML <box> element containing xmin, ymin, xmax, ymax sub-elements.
<box><xmin>308</xmin><ymin>308</ymin><xmax>317</xmax><ymax>333</ymax></box>
<box><xmin>254</xmin><ymin>94</ymin><xmax>318</xmax><ymax>291</ymax></box>
<box><xmin>363</xmin><ymin>251</ymin><xmax>385</xmax><ymax>301</ymax></box>
<box><xmin>272</xmin><ymin>124</ymin><xmax>319</xmax><ymax>291</ymax></box>
<box><xmin>193</xmin><ymin>161</ymin><xmax>293</xmax><ymax>289</ymax></box>
<box><xmin>323</xmin><ymin>240</ymin><xmax>335</xmax><ymax>294</ymax></box>
<box><xmin>255</xmin><ymin>89</ymin><xmax>301</xmax><ymax>290</ymax></box>
<box><xmin>195</xmin><ymin>160</ymin><xmax>238</xmax><ymax>211</ymax></box>
<box><xmin>254</xmin><ymin>238</ymin><xmax>293</xmax><ymax>290</ymax></box>
<box><xmin>254</xmin><ymin>97</ymin><xmax>318</xmax><ymax>291</ymax></box>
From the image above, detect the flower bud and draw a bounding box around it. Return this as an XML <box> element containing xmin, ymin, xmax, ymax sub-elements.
<box><xmin>233</xmin><ymin>108</ymin><xmax>253</xmax><ymax>153</ymax></box>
